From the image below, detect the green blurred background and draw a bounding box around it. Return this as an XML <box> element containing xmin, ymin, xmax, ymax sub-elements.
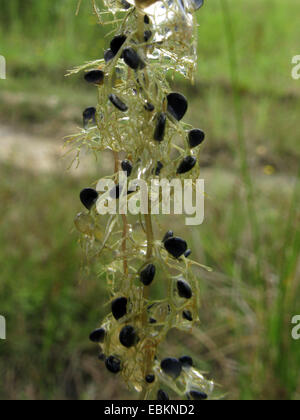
<box><xmin>0</xmin><ymin>0</ymin><xmax>299</xmax><ymax>400</ymax></box>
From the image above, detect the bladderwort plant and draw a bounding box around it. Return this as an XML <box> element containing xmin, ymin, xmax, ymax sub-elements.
<box><xmin>67</xmin><ymin>0</ymin><xmax>215</xmax><ymax>400</ymax></box>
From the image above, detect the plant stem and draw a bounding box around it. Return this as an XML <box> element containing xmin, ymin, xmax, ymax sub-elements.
<box><xmin>136</xmin><ymin>7</ymin><xmax>154</xmax><ymax>388</ymax></box>
<box><xmin>137</xmin><ymin>7</ymin><xmax>144</xmax><ymax>43</ymax></box>
<box><xmin>121</xmin><ymin>214</ymin><xmax>129</xmax><ymax>276</ymax></box>
<box><xmin>144</xmin><ymin>207</ymin><xmax>154</xmax><ymax>302</ymax></box>
<box><xmin>221</xmin><ymin>0</ymin><xmax>262</xmax><ymax>282</ymax></box>
<box><xmin>139</xmin><ymin>206</ymin><xmax>154</xmax><ymax>400</ymax></box>
<box><xmin>113</xmin><ymin>151</ymin><xmax>128</xmax><ymax>275</ymax></box>
<box><xmin>145</xmin><ymin>212</ymin><xmax>154</xmax><ymax>260</ymax></box>
<box><xmin>273</xmin><ymin>164</ymin><xmax>300</xmax><ymax>383</ymax></box>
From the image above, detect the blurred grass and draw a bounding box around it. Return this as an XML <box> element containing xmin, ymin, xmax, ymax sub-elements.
<box><xmin>0</xmin><ymin>0</ymin><xmax>300</xmax><ymax>400</ymax></box>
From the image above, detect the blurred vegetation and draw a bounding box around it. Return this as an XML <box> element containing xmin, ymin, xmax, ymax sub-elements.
<box><xmin>0</xmin><ymin>0</ymin><xmax>299</xmax><ymax>400</ymax></box>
